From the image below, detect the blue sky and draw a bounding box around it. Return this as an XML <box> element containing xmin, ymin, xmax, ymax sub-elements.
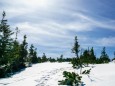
<box><xmin>0</xmin><ymin>0</ymin><xmax>115</xmax><ymax>58</ymax></box>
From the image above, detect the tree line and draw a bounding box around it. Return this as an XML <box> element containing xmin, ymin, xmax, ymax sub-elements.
<box><xmin>71</xmin><ymin>36</ymin><xmax>110</xmax><ymax>66</ymax></box>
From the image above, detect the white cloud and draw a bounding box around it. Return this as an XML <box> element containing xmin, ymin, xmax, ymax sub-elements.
<box><xmin>95</xmin><ymin>37</ymin><xmax>115</xmax><ymax>47</ymax></box>
<box><xmin>73</xmin><ymin>13</ymin><xmax>115</xmax><ymax>30</ymax></box>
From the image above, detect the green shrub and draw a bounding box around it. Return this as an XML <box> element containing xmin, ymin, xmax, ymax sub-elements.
<box><xmin>58</xmin><ymin>71</ymin><xmax>82</xmax><ymax>86</ymax></box>
<box><xmin>82</xmin><ymin>69</ymin><xmax>91</xmax><ymax>74</ymax></box>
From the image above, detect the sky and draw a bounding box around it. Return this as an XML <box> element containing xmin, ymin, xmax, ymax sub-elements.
<box><xmin>0</xmin><ymin>0</ymin><xmax>115</xmax><ymax>58</ymax></box>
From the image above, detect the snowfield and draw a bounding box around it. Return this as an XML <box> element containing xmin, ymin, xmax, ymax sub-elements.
<box><xmin>0</xmin><ymin>62</ymin><xmax>115</xmax><ymax>86</ymax></box>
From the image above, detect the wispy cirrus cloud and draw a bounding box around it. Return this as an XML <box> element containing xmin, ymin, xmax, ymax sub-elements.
<box><xmin>95</xmin><ymin>37</ymin><xmax>115</xmax><ymax>47</ymax></box>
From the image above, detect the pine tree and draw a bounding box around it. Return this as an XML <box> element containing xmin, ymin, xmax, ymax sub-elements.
<box><xmin>32</xmin><ymin>48</ymin><xmax>38</xmax><ymax>63</ymax></box>
<box><xmin>38</xmin><ymin>57</ymin><xmax>42</xmax><ymax>63</ymax></box>
<box><xmin>82</xmin><ymin>49</ymin><xmax>90</xmax><ymax>66</ymax></box>
<box><xmin>42</xmin><ymin>53</ymin><xmax>47</xmax><ymax>62</ymax></box>
<box><xmin>71</xmin><ymin>36</ymin><xmax>83</xmax><ymax>74</ymax></box>
<box><xmin>29</xmin><ymin>44</ymin><xmax>34</xmax><ymax>63</ymax></box>
<box><xmin>100</xmin><ymin>47</ymin><xmax>110</xmax><ymax>63</ymax></box>
<box><xmin>19</xmin><ymin>35</ymin><xmax>28</xmax><ymax>68</ymax></box>
<box><xmin>10</xmin><ymin>27</ymin><xmax>20</xmax><ymax>72</ymax></box>
<box><xmin>0</xmin><ymin>11</ymin><xmax>14</xmax><ymax>66</ymax></box>
<box><xmin>60</xmin><ymin>54</ymin><xmax>63</xmax><ymax>62</ymax></box>
<box><xmin>72</xmin><ymin>36</ymin><xmax>80</xmax><ymax>58</ymax></box>
<box><xmin>0</xmin><ymin>11</ymin><xmax>14</xmax><ymax>77</ymax></box>
<box><xmin>90</xmin><ymin>47</ymin><xmax>96</xmax><ymax>63</ymax></box>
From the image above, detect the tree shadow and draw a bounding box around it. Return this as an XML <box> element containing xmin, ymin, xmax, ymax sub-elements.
<box><xmin>80</xmin><ymin>82</ymin><xmax>86</xmax><ymax>86</ymax></box>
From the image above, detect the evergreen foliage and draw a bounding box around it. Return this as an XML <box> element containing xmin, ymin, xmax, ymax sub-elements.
<box><xmin>72</xmin><ymin>36</ymin><xmax>80</xmax><ymax>58</ymax></box>
<box><xmin>10</xmin><ymin>28</ymin><xmax>21</xmax><ymax>72</ymax></box>
<box><xmin>19</xmin><ymin>35</ymin><xmax>28</xmax><ymax>68</ymax></box>
<box><xmin>80</xmin><ymin>47</ymin><xmax>96</xmax><ymax>66</ymax></box>
<box><xmin>99</xmin><ymin>47</ymin><xmax>110</xmax><ymax>63</ymax></box>
<box><xmin>32</xmin><ymin>48</ymin><xmax>38</xmax><ymax>63</ymax></box>
<box><xmin>82</xmin><ymin>69</ymin><xmax>91</xmax><ymax>74</ymax></box>
<box><xmin>29</xmin><ymin>44</ymin><xmax>38</xmax><ymax>63</ymax></box>
<box><xmin>0</xmin><ymin>11</ymin><xmax>14</xmax><ymax>77</ymax></box>
<box><xmin>42</xmin><ymin>53</ymin><xmax>47</xmax><ymax>62</ymax></box>
<box><xmin>48</xmin><ymin>57</ymin><xmax>56</xmax><ymax>62</ymax></box>
<box><xmin>38</xmin><ymin>57</ymin><xmax>42</xmax><ymax>63</ymax></box>
<box><xmin>58</xmin><ymin>71</ymin><xmax>82</xmax><ymax>86</ymax></box>
<box><xmin>0</xmin><ymin>12</ymin><xmax>39</xmax><ymax>78</ymax></box>
<box><xmin>0</xmin><ymin>11</ymin><xmax>14</xmax><ymax>66</ymax></box>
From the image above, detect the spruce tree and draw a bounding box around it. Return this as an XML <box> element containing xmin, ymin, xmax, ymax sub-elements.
<box><xmin>100</xmin><ymin>47</ymin><xmax>110</xmax><ymax>63</ymax></box>
<box><xmin>72</xmin><ymin>36</ymin><xmax>80</xmax><ymax>58</ymax></box>
<box><xmin>0</xmin><ymin>11</ymin><xmax>14</xmax><ymax>66</ymax></box>
<box><xmin>71</xmin><ymin>36</ymin><xmax>83</xmax><ymax>74</ymax></box>
<box><xmin>0</xmin><ymin>11</ymin><xmax>14</xmax><ymax>77</ymax></box>
<box><xmin>10</xmin><ymin>27</ymin><xmax>20</xmax><ymax>72</ymax></box>
<box><xmin>28</xmin><ymin>44</ymin><xmax>38</xmax><ymax>64</ymax></box>
<box><xmin>82</xmin><ymin>49</ymin><xmax>90</xmax><ymax>66</ymax></box>
<box><xmin>32</xmin><ymin>48</ymin><xmax>38</xmax><ymax>63</ymax></box>
<box><xmin>29</xmin><ymin>44</ymin><xmax>34</xmax><ymax>63</ymax></box>
<box><xmin>42</xmin><ymin>53</ymin><xmax>47</xmax><ymax>62</ymax></box>
<box><xmin>19</xmin><ymin>35</ymin><xmax>28</xmax><ymax>68</ymax></box>
<box><xmin>90</xmin><ymin>47</ymin><xmax>96</xmax><ymax>63</ymax></box>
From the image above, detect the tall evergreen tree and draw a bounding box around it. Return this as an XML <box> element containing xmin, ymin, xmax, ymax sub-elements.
<box><xmin>90</xmin><ymin>47</ymin><xmax>96</xmax><ymax>63</ymax></box>
<box><xmin>29</xmin><ymin>44</ymin><xmax>38</xmax><ymax>63</ymax></box>
<box><xmin>19</xmin><ymin>35</ymin><xmax>28</xmax><ymax>68</ymax></box>
<box><xmin>29</xmin><ymin>44</ymin><xmax>34</xmax><ymax>63</ymax></box>
<box><xmin>32</xmin><ymin>48</ymin><xmax>38</xmax><ymax>63</ymax></box>
<box><xmin>10</xmin><ymin>27</ymin><xmax>20</xmax><ymax>72</ymax></box>
<box><xmin>72</xmin><ymin>36</ymin><xmax>80</xmax><ymax>58</ymax></box>
<box><xmin>0</xmin><ymin>11</ymin><xmax>14</xmax><ymax>66</ymax></box>
<box><xmin>71</xmin><ymin>36</ymin><xmax>83</xmax><ymax>74</ymax></box>
<box><xmin>0</xmin><ymin>11</ymin><xmax>14</xmax><ymax>77</ymax></box>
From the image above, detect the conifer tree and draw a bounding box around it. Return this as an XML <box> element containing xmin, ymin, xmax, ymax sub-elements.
<box><xmin>72</xmin><ymin>36</ymin><xmax>80</xmax><ymax>58</ymax></box>
<box><xmin>59</xmin><ymin>54</ymin><xmax>63</xmax><ymax>62</ymax></box>
<box><xmin>29</xmin><ymin>44</ymin><xmax>34</xmax><ymax>63</ymax></box>
<box><xmin>42</xmin><ymin>53</ymin><xmax>47</xmax><ymax>62</ymax></box>
<box><xmin>71</xmin><ymin>36</ymin><xmax>83</xmax><ymax>74</ymax></box>
<box><xmin>0</xmin><ymin>11</ymin><xmax>14</xmax><ymax>77</ymax></box>
<box><xmin>82</xmin><ymin>50</ymin><xmax>90</xmax><ymax>66</ymax></box>
<box><xmin>19</xmin><ymin>35</ymin><xmax>28</xmax><ymax>68</ymax></box>
<box><xmin>0</xmin><ymin>11</ymin><xmax>14</xmax><ymax>66</ymax></box>
<box><xmin>38</xmin><ymin>57</ymin><xmax>42</xmax><ymax>63</ymax></box>
<box><xmin>90</xmin><ymin>47</ymin><xmax>96</xmax><ymax>63</ymax></box>
<box><xmin>32</xmin><ymin>48</ymin><xmax>38</xmax><ymax>63</ymax></box>
<box><xmin>10</xmin><ymin>27</ymin><xmax>20</xmax><ymax>72</ymax></box>
<box><xmin>100</xmin><ymin>47</ymin><xmax>110</xmax><ymax>63</ymax></box>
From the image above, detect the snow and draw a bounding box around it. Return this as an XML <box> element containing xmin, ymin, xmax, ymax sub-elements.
<box><xmin>83</xmin><ymin>63</ymin><xmax>115</xmax><ymax>86</ymax></box>
<box><xmin>0</xmin><ymin>62</ymin><xmax>115</xmax><ymax>86</ymax></box>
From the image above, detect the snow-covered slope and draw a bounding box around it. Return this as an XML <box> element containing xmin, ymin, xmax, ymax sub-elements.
<box><xmin>0</xmin><ymin>62</ymin><xmax>115</xmax><ymax>86</ymax></box>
